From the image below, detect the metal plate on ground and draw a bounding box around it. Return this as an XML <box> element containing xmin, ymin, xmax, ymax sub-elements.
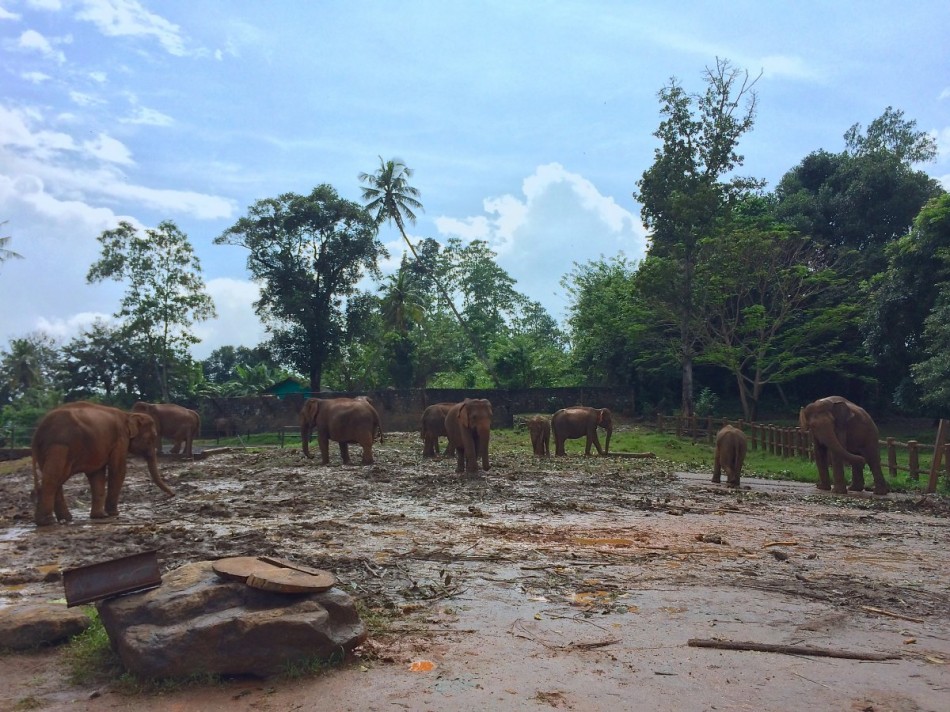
<box><xmin>62</xmin><ymin>550</ymin><xmax>162</xmax><ymax>607</ymax></box>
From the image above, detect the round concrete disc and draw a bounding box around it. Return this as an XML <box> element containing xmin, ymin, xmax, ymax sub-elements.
<box><xmin>246</xmin><ymin>567</ymin><xmax>336</xmax><ymax>593</ymax></box>
<box><xmin>211</xmin><ymin>556</ymin><xmax>263</xmax><ymax>582</ymax></box>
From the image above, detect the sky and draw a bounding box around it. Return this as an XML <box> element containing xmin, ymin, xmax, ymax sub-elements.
<box><xmin>1</xmin><ymin>1</ymin><xmax>949</xmax><ymax>360</ymax></box>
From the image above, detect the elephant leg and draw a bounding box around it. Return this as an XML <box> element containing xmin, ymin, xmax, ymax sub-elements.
<box><xmin>849</xmin><ymin>462</ymin><xmax>866</xmax><ymax>492</ymax></box>
<box><xmin>319</xmin><ymin>435</ymin><xmax>331</xmax><ymax>465</ymax></box>
<box><xmin>814</xmin><ymin>446</ymin><xmax>831</xmax><ymax>490</ymax></box>
<box><xmin>360</xmin><ymin>438</ymin><xmax>373</xmax><ymax>465</ymax></box>
<box><xmin>422</xmin><ymin>434</ymin><xmax>434</xmax><ymax>458</ymax></box>
<box><xmin>830</xmin><ymin>457</ymin><xmax>848</xmax><ymax>495</ymax></box>
<box><xmin>480</xmin><ymin>438</ymin><xmax>490</xmax><ymax>471</ymax></box>
<box><xmin>589</xmin><ymin>433</ymin><xmax>603</xmax><ymax>456</ymax></box>
<box><xmin>867</xmin><ymin>455</ymin><xmax>890</xmax><ymax>495</ymax></box>
<box><xmin>105</xmin><ymin>463</ymin><xmax>126</xmax><ymax>517</ymax></box>
<box><xmin>171</xmin><ymin>438</ymin><xmax>182</xmax><ymax>455</ymax></box>
<box><xmin>86</xmin><ymin>469</ymin><xmax>109</xmax><ymax>518</ymax></box>
<box><xmin>712</xmin><ymin>448</ymin><xmax>722</xmax><ymax>483</ymax></box>
<box><xmin>455</xmin><ymin>445</ymin><xmax>465</xmax><ymax>474</ymax></box>
<box><xmin>339</xmin><ymin>442</ymin><xmax>351</xmax><ymax>465</ymax></box>
<box><xmin>53</xmin><ymin>486</ymin><xmax>72</xmax><ymax>523</ymax></box>
<box><xmin>555</xmin><ymin>436</ymin><xmax>566</xmax><ymax>457</ymax></box>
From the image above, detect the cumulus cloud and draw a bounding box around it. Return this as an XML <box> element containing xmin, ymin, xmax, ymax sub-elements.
<box><xmin>434</xmin><ymin>163</ymin><xmax>647</xmax><ymax>320</ymax></box>
<box><xmin>0</xmin><ymin>7</ymin><xmax>21</xmax><ymax>20</ymax></box>
<box><xmin>121</xmin><ymin>106</ymin><xmax>174</xmax><ymax>126</ymax></box>
<box><xmin>190</xmin><ymin>278</ymin><xmax>268</xmax><ymax>358</ymax></box>
<box><xmin>21</xmin><ymin>71</ymin><xmax>51</xmax><ymax>83</ymax></box>
<box><xmin>82</xmin><ymin>132</ymin><xmax>134</xmax><ymax>164</ymax></box>
<box><xmin>75</xmin><ymin>0</ymin><xmax>188</xmax><ymax>56</ymax></box>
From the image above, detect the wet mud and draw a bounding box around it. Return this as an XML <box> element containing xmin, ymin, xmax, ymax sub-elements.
<box><xmin>2</xmin><ymin>433</ymin><xmax>949</xmax><ymax>711</ymax></box>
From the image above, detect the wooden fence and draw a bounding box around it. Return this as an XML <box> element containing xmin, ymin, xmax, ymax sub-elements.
<box><xmin>655</xmin><ymin>414</ymin><xmax>950</xmax><ymax>493</ymax></box>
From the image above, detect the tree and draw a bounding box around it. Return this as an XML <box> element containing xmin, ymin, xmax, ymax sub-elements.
<box><xmin>634</xmin><ymin>58</ymin><xmax>761</xmax><ymax>415</ymax></box>
<box><xmin>691</xmin><ymin>199</ymin><xmax>844</xmax><ymax>420</ymax></box>
<box><xmin>359</xmin><ymin>157</ymin><xmax>495</xmax><ymax>379</ymax></box>
<box><xmin>58</xmin><ymin>319</ymin><xmax>134</xmax><ymax>402</ymax></box>
<box><xmin>216</xmin><ymin>185</ymin><xmax>385</xmax><ymax>392</ymax></box>
<box><xmin>0</xmin><ymin>332</ymin><xmax>59</xmax><ymax>403</ymax></box>
<box><xmin>202</xmin><ymin>345</ymin><xmax>277</xmax><ymax>385</ymax></box>
<box><xmin>87</xmin><ymin>220</ymin><xmax>216</xmax><ymax>401</ymax></box>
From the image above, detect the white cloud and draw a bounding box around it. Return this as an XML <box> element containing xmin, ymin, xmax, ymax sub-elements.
<box><xmin>934</xmin><ymin>127</ymin><xmax>950</xmax><ymax>159</ymax></box>
<box><xmin>69</xmin><ymin>90</ymin><xmax>104</xmax><ymax>107</ymax></box>
<box><xmin>36</xmin><ymin>312</ymin><xmax>114</xmax><ymax>341</ymax></box>
<box><xmin>21</xmin><ymin>71</ymin><xmax>51</xmax><ymax>83</ymax></box>
<box><xmin>17</xmin><ymin>29</ymin><xmax>65</xmax><ymax>63</ymax></box>
<box><xmin>190</xmin><ymin>278</ymin><xmax>267</xmax><ymax>358</ymax></box>
<box><xmin>0</xmin><ymin>6</ymin><xmax>21</xmax><ymax>20</ymax></box>
<box><xmin>435</xmin><ymin>163</ymin><xmax>647</xmax><ymax>320</ymax></box>
<box><xmin>88</xmin><ymin>70</ymin><xmax>107</xmax><ymax>83</ymax></box>
<box><xmin>940</xmin><ymin>88</ymin><xmax>950</xmax><ymax>101</ymax></box>
<box><xmin>121</xmin><ymin>106</ymin><xmax>173</xmax><ymax>126</ymax></box>
<box><xmin>82</xmin><ymin>132</ymin><xmax>133</xmax><ymax>165</ymax></box>
<box><xmin>75</xmin><ymin>0</ymin><xmax>188</xmax><ymax>56</ymax></box>
<box><xmin>28</xmin><ymin>0</ymin><xmax>64</xmax><ymax>10</ymax></box>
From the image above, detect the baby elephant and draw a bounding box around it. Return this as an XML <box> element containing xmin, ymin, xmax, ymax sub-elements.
<box><xmin>713</xmin><ymin>424</ymin><xmax>747</xmax><ymax>488</ymax></box>
<box><xmin>527</xmin><ymin>416</ymin><xmax>550</xmax><ymax>457</ymax></box>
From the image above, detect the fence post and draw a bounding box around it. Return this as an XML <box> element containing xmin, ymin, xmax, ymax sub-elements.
<box><xmin>886</xmin><ymin>438</ymin><xmax>898</xmax><ymax>478</ymax></box>
<box><xmin>908</xmin><ymin>441</ymin><xmax>919</xmax><ymax>481</ymax></box>
<box><xmin>657</xmin><ymin>414</ymin><xmax>663</xmax><ymax>433</ymax></box>
<box><xmin>767</xmin><ymin>425</ymin><xmax>775</xmax><ymax>455</ymax></box>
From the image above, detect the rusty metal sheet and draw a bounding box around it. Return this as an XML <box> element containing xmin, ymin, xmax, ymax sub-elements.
<box><xmin>62</xmin><ymin>550</ymin><xmax>162</xmax><ymax>607</ymax></box>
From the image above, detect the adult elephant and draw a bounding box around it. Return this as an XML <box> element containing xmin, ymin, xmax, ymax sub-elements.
<box><xmin>420</xmin><ymin>402</ymin><xmax>457</xmax><ymax>458</ymax></box>
<box><xmin>32</xmin><ymin>402</ymin><xmax>174</xmax><ymax>526</ymax></box>
<box><xmin>300</xmin><ymin>397</ymin><xmax>382</xmax><ymax>465</ymax></box>
<box><xmin>132</xmin><ymin>402</ymin><xmax>201</xmax><ymax>457</ymax></box>
<box><xmin>799</xmin><ymin>396</ymin><xmax>890</xmax><ymax>495</ymax></box>
<box><xmin>551</xmin><ymin>407</ymin><xmax>612</xmax><ymax>456</ymax></box>
<box><xmin>444</xmin><ymin>399</ymin><xmax>492</xmax><ymax>474</ymax></box>
<box><xmin>527</xmin><ymin>415</ymin><xmax>550</xmax><ymax>457</ymax></box>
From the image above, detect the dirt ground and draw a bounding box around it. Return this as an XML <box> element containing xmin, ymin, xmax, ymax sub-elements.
<box><xmin>2</xmin><ymin>431</ymin><xmax>949</xmax><ymax>712</ymax></box>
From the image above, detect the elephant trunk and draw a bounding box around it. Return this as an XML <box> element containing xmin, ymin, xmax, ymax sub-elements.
<box><xmin>816</xmin><ymin>423</ymin><xmax>865</xmax><ymax>466</ymax></box>
<box><xmin>603</xmin><ymin>423</ymin><xmax>612</xmax><ymax>455</ymax></box>
<box><xmin>301</xmin><ymin>420</ymin><xmax>315</xmax><ymax>459</ymax></box>
<box><xmin>146</xmin><ymin>450</ymin><xmax>174</xmax><ymax>496</ymax></box>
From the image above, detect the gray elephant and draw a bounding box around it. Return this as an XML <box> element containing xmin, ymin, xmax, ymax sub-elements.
<box><xmin>551</xmin><ymin>407</ymin><xmax>612</xmax><ymax>456</ymax></box>
<box><xmin>300</xmin><ymin>397</ymin><xmax>382</xmax><ymax>465</ymax></box>
<box><xmin>712</xmin><ymin>424</ymin><xmax>747</xmax><ymax>488</ymax></box>
<box><xmin>132</xmin><ymin>401</ymin><xmax>201</xmax><ymax>457</ymax></box>
<box><xmin>799</xmin><ymin>396</ymin><xmax>889</xmax><ymax>495</ymax></box>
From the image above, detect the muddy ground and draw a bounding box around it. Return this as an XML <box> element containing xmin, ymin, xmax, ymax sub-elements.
<box><xmin>1</xmin><ymin>431</ymin><xmax>949</xmax><ymax>711</ymax></box>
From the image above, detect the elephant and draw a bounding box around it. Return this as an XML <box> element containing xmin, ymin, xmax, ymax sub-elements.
<box><xmin>799</xmin><ymin>396</ymin><xmax>890</xmax><ymax>495</ymax></box>
<box><xmin>132</xmin><ymin>402</ymin><xmax>201</xmax><ymax>457</ymax></box>
<box><xmin>420</xmin><ymin>402</ymin><xmax>457</xmax><ymax>458</ymax></box>
<box><xmin>444</xmin><ymin>398</ymin><xmax>492</xmax><ymax>474</ymax></box>
<box><xmin>213</xmin><ymin>416</ymin><xmax>237</xmax><ymax>440</ymax></box>
<box><xmin>551</xmin><ymin>407</ymin><xmax>612</xmax><ymax>456</ymax></box>
<box><xmin>527</xmin><ymin>415</ymin><xmax>550</xmax><ymax>457</ymax></box>
<box><xmin>712</xmin><ymin>424</ymin><xmax>747</xmax><ymax>488</ymax></box>
<box><xmin>31</xmin><ymin>401</ymin><xmax>174</xmax><ymax>526</ymax></box>
<box><xmin>300</xmin><ymin>397</ymin><xmax>382</xmax><ymax>465</ymax></box>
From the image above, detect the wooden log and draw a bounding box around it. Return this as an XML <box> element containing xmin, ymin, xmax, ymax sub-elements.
<box><xmin>887</xmin><ymin>438</ymin><xmax>898</xmax><ymax>478</ymax></box>
<box><xmin>687</xmin><ymin>638</ymin><xmax>899</xmax><ymax>661</ymax></box>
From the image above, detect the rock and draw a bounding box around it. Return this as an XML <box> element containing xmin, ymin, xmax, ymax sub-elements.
<box><xmin>0</xmin><ymin>603</ymin><xmax>92</xmax><ymax>650</ymax></box>
<box><xmin>96</xmin><ymin>561</ymin><xmax>366</xmax><ymax>679</ymax></box>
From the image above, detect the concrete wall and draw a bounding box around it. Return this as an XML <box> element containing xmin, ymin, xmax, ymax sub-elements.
<box><xmin>200</xmin><ymin>387</ymin><xmax>635</xmax><ymax>434</ymax></box>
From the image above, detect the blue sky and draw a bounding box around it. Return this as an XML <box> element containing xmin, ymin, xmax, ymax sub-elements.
<box><xmin>1</xmin><ymin>0</ymin><xmax>948</xmax><ymax>359</ymax></box>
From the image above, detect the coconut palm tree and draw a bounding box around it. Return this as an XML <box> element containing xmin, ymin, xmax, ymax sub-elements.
<box><xmin>359</xmin><ymin>157</ymin><xmax>495</xmax><ymax>381</ymax></box>
<box><xmin>0</xmin><ymin>222</ymin><xmax>23</xmax><ymax>269</ymax></box>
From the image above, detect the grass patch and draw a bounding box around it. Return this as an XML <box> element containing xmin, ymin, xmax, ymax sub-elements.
<box><xmin>12</xmin><ymin>697</ymin><xmax>44</xmax><ymax>711</ymax></box>
<box><xmin>63</xmin><ymin>608</ymin><xmax>123</xmax><ymax>685</ymax></box>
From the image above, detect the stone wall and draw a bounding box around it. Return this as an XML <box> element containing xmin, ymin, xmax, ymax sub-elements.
<box><xmin>200</xmin><ymin>387</ymin><xmax>634</xmax><ymax>435</ymax></box>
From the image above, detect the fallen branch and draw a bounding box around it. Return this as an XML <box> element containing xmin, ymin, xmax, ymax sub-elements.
<box><xmin>763</xmin><ymin>541</ymin><xmax>799</xmax><ymax>548</ymax></box>
<box><xmin>859</xmin><ymin>605</ymin><xmax>925</xmax><ymax>624</ymax></box>
<box><xmin>687</xmin><ymin>638</ymin><xmax>899</xmax><ymax>661</ymax></box>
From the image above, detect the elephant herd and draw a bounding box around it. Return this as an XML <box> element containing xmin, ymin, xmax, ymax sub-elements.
<box><xmin>28</xmin><ymin>394</ymin><xmax>890</xmax><ymax>527</ymax></box>
<box><xmin>711</xmin><ymin>395</ymin><xmax>890</xmax><ymax>496</ymax></box>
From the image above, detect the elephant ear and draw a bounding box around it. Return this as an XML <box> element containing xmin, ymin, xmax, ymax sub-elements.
<box><xmin>301</xmin><ymin>399</ymin><xmax>320</xmax><ymax>425</ymax></box>
<box><xmin>831</xmin><ymin>400</ymin><xmax>853</xmax><ymax>426</ymax></box>
<box><xmin>596</xmin><ymin>409</ymin><xmax>606</xmax><ymax>424</ymax></box>
<box><xmin>127</xmin><ymin>414</ymin><xmax>143</xmax><ymax>439</ymax></box>
<box><xmin>459</xmin><ymin>402</ymin><xmax>470</xmax><ymax>428</ymax></box>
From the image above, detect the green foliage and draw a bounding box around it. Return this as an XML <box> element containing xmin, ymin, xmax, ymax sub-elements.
<box><xmin>216</xmin><ymin>184</ymin><xmax>385</xmax><ymax>392</ymax></box>
<box><xmin>87</xmin><ymin>220</ymin><xmax>216</xmax><ymax>401</ymax></box>
<box><xmin>0</xmin><ymin>220</ymin><xmax>23</xmax><ymax>268</ymax></box>
<box><xmin>63</xmin><ymin>608</ymin><xmax>122</xmax><ymax>685</ymax></box>
<box><xmin>694</xmin><ymin>388</ymin><xmax>719</xmax><ymax>416</ymax></box>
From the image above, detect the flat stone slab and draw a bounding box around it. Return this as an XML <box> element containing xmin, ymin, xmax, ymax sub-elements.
<box><xmin>0</xmin><ymin>602</ymin><xmax>91</xmax><ymax>650</ymax></box>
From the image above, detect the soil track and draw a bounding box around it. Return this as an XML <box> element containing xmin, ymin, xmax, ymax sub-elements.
<box><xmin>2</xmin><ymin>432</ymin><xmax>949</xmax><ymax>711</ymax></box>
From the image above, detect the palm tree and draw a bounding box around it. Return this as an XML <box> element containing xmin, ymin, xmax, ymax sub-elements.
<box><xmin>0</xmin><ymin>221</ymin><xmax>23</xmax><ymax>269</ymax></box>
<box><xmin>359</xmin><ymin>157</ymin><xmax>495</xmax><ymax>380</ymax></box>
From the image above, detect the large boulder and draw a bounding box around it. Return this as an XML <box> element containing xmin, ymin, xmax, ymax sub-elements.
<box><xmin>0</xmin><ymin>602</ymin><xmax>91</xmax><ymax>650</ymax></box>
<box><xmin>97</xmin><ymin>561</ymin><xmax>366</xmax><ymax>679</ymax></box>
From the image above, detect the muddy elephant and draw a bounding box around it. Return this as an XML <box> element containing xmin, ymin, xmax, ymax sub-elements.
<box><xmin>132</xmin><ymin>402</ymin><xmax>201</xmax><ymax>456</ymax></box>
<box><xmin>527</xmin><ymin>415</ymin><xmax>550</xmax><ymax>457</ymax></box>
<box><xmin>31</xmin><ymin>402</ymin><xmax>174</xmax><ymax>526</ymax></box>
<box><xmin>213</xmin><ymin>416</ymin><xmax>237</xmax><ymax>439</ymax></box>
<box><xmin>420</xmin><ymin>402</ymin><xmax>457</xmax><ymax>458</ymax></box>
<box><xmin>300</xmin><ymin>397</ymin><xmax>382</xmax><ymax>465</ymax></box>
<box><xmin>444</xmin><ymin>399</ymin><xmax>492</xmax><ymax>474</ymax></box>
<box><xmin>799</xmin><ymin>396</ymin><xmax>889</xmax><ymax>495</ymax></box>
<box><xmin>551</xmin><ymin>407</ymin><xmax>612</xmax><ymax>456</ymax></box>
<box><xmin>712</xmin><ymin>424</ymin><xmax>747</xmax><ymax>488</ymax></box>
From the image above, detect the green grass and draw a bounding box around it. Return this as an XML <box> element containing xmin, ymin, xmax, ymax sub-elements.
<box><xmin>63</xmin><ymin>609</ymin><xmax>123</xmax><ymax>685</ymax></box>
